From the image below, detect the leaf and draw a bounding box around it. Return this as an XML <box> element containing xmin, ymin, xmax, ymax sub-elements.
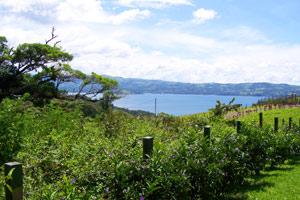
<box><xmin>229</xmin><ymin>97</ymin><xmax>236</xmax><ymax>105</ymax></box>
<box><xmin>50</xmin><ymin>191</ymin><xmax>57</xmax><ymax>199</ymax></box>
<box><xmin>6</xmin><ymin>184</ymin><xmax>13</xmax><ymax>192</ymax></box>
<box><xmin>146</xmin><ymin>180</ymin><xmax>161</xmax><ymax>194</ymax></box>
<box><xmin>7</xmin><ymin>168</ymin><xmax>15</xmax><ymax>180</ymax></box>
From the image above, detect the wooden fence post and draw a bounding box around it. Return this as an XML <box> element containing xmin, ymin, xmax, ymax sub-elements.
<box><xmin>5</xmin><ymin>162</ymin><xmax>23</xmax><ymax>200</ymax></box>
<box><xmin>143</xmin><ymin>137</ymin><xmax>153</xmax><ymax>160</ymax></box>
<box><xmin>204</xmin><ymin>126</ymin><xmax>211</xmax><ymax>141</ymax></box>
<box><xmin>237</xmin><ymin>120</ymin><xmax>241</xmax><ymax>134</ymax></box>
<box><xmin>274</xmin><ymin>117</ymin><xmax>278</xmax><ymax>132</ymax></box>
<box><xmin>259</xmin><ymin>112</ymin><xmax>263</xmax><ymax>127</ymax></box>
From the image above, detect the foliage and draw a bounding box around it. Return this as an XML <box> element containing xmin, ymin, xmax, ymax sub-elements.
<box><xmin>0</xmin><ymin>36</ymin><xmax>72</xmax><ymax>104</ymax></box>
<box><xmin>0</xmin><ymin>94</ymin><xmax>33</xmax><ymax>164</ymax></box>
<box><xmin>114</xmin><ymin>106</ymin><xmax>156</xmax><ymax>117</ymax></box>
<box><xmin>255</xmin><ymin>93</ymin><xmax>299</xmax><ymax>106</ymax></box>
<box><xmin>231</xmin><ymin>157</ymin><xmax>300</xmax><ymax>200</ymax></box>
<box><xmin>0</xmin><ymin>98</ymin><xmax>300</xmax><ymax>199</ymax></box>
<box><xmin>209</xmin><ymin>98</ymin><xmax>242</xmax><ymax>120</ymax></box>
<box><xmin>0</xmin><ymin>32</ymin><xmax>119</xmax><ymax>108</ymax></box>
<box><xmin>240</xmin><ymin>107</ymin><xmax>300</xmax><ymax>128</ymax></box>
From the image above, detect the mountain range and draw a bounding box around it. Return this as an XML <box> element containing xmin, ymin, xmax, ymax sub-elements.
<box><xmin>60</xmin><ymin>75</ymin><xmax>300</xmax><ymax>97</ymax></box>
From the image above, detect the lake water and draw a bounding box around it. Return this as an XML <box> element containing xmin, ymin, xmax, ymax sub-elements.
<box><xmin>113</xmin><ymin>94</ymin><xmax>262</xmax><ymax>116</ymax></box>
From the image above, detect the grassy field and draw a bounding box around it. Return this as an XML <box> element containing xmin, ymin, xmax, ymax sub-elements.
<box><xmin>239</xmin><ymin>107</ymin><xmax>300</xmax><ymax>128</ymax></box>
<box><xmin>229</xmin><ymin>158</ymin><xmax>300</xmax><ymax>200</ymax></box>
<box><xmin>1</xmin><ymin>98</ymin><xmax>300</xmax><ymax>199</ymax></box>
<box><xmin>184</xmin><ymin>107</ymin><xmax>300</xmax><ymax>200</ymax></box>
<box><xmin>229</xmin><ymin>107</ymin><xmax>300</xmax><ymax>200</ymax></box>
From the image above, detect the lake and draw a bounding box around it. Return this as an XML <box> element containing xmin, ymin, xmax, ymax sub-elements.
<box><xmin>113</xmin><ymin>94</ymin><xmax>262</xmax><ymax>116</ymax></box>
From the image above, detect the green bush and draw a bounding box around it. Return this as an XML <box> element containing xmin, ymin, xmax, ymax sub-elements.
<box><xmin>0</xmin><ymin>96</ymin><xmax>32</xmax><ymax>164</ymax></box>
<box><xmin>1</xmin><ymin>98</ymin><xmax>300</xmax><ymax>199</ymax></box>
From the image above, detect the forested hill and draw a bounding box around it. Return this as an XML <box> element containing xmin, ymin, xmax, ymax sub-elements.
<box><xmin>60</xmin><ymin>75</ymin><xmax>300</xmax><ymax>97</ymax></box>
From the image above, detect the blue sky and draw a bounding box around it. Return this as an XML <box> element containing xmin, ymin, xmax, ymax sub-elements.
<box><xmin>1</xmin><ymin>0</ymin><xmax>300</xmax><ymax>85</ymax></box>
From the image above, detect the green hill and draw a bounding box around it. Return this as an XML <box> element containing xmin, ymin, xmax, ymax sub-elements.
<box><xmin>107</xmin><ymin>76</ymin><xmax>300</xmax><ymax>96</ymax></box>
<box><xmin>60</xmin><ymin>75</ymin><xmax>300</xmax><ymax>97</ymax></box>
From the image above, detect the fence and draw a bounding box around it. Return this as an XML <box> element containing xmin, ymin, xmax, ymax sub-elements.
<box><xmin>227</xmin><ymin>98</ymin><xmax>299</xmax><ymax>119</ymax></box>
<box><xmin>3</xmin><ymin>114</ymin><xmax>300</xmax><ymax>200</ymax></box>
<box><xmin>256</xmin><ymin>93</ymin><xmax>299</xmax><ymax>106</ymax></box>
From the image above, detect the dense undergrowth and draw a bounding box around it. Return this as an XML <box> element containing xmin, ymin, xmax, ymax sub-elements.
<box><xmin>1</xmin><ymin>96</ymin><xmax>300</xmax><ymax>199</ymax></box>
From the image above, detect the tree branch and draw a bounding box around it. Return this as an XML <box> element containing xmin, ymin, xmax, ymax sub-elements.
<box><xmin>54</xmin><ymin>41</ymin><xmax>61</xmax><ymax>47</ymax></box>
<box><xmin>45</xmin><ymin>27</ymin><xmax>58</xmax><ymax>45</ymax></box>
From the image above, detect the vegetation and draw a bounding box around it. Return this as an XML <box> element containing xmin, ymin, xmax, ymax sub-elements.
<box><xmin>2</xmin><ymin>31</ymin><xmax>300</xmax><ymax>200</ymax></box>
<box><xmin>114</xmin><ymin>107</ymin><xmax>155</xmax><ymax>117</ymax></box>
<box><xmin>231</xmin><ymin>158</ymin><xmax>300</xmax><ymax>199</ymax></box>
<box><xmin>209</xmin><ymin>97</ymin><xmax>241</xmax><ymax>119</ymax></box>
<box><xmin>255</xmin><ymin>94</ymin><xmax>299</xmax><ymax>106</ymax></box>
<box><xmin>0</xmin><ymin>29</ymin><xmax>118</xmax><ymax>107</ymax></box>
<box><xmin>1</xmin><ymin>94</ymin><xmax>300</xmax><ymax>199</ymax></box>
<box><xmin>240</xmin><ymin>107</ymin><xmax>300</xmax><ymax>128</ymax></box>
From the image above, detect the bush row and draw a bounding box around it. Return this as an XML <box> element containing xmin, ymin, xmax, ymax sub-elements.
<box><xmin>1</xmin><ymin>97</ymin><xmax>300</xmax><ymax>199</ymax></box>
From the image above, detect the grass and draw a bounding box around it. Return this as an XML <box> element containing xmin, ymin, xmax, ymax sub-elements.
<box><xmin>226</xmin><ymin>107</ymin><xmax>300</xmax><ymax>200</ymax></box>
<box><xmin>228</xmin><ymin>157</ymin><xmax>300</xmax><ymax>200</ymax></box>
<box><xmin>239</xmin><ymin>107</ymin><xmax>300</xmax><ymax>128</ymax></box>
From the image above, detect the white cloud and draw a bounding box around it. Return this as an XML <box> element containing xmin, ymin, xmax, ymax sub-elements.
<box><xmin>1</xmin><ymin>0</ymin><xmax>59</xmax><ymax>13</ymax></box>
<box><xmin>192</xmin><ymin>8</ymin><xmax>218</xmax><ymax>24</ymax></box>
<box><xmin>3</xmin><ymin>22</ymin><xmax>300</xmax><ymax>85</ymax></box>
<box><xmin>222</xmin><ymin>26</ymin><xmax>272</xmax><ymax>43</ymax></box>
<box><xmin>0</xmin><ymin>0</ymin><xmax>150</xmax><ymax>25</ymax></box>
<box><xmin>65</xmin><ymin>27</ymin><xmax>300</xmax><ymax>85</ymax></box>
<box><xmin>116</xmin><ymin>0</ymin><xmax>193</xmax><ymax>8</ymax></box>
<box><xmin>55</xmin><ymin>0</ymin><xmax>108</xmax><ymax>23</ymax></box>
<box><xmin>112</xmin><ymin>9</ymin><xmax>151</xmax><ymax>25</ymax></box>
<box><xmin>56</xmin><ymin>0</ymin><xmax>150</xmax><ymax>24</ymax></box>
<box><xmin>1</xmin><ymin>0</ymin><xmax>300</xmax><ymax>86</ymax></box>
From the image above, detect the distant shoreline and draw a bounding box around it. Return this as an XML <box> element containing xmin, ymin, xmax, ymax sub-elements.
<box><xmin>113</xmin><ymin>93</ymin><xmax>261</xmax><ymax>116</ymax></box>
<box><xmin>122</xmin><ymin>92</ymin><xmax>264</xmax><ymax>97</ymax></box>
<box><xmin>60</xmin><ymin>76</ymin><xmax>300</xmax><ymax>97</ymax></box>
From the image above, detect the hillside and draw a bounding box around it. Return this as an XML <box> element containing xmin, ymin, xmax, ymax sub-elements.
<box><xmin>60</xmin><ymin>75</ymin><xmax>300</xmax><ymax>97</ymax></box>
<box><xmin>1</xmin><ymin>97</ymin><xmax>300</xmax><ymax>199</ymax></box>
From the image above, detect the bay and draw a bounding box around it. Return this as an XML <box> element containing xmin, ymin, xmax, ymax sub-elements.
<box><xmin>113</xmin><ymin>94</ymin><xmax>262</xmax><ymax>116</ymax></box>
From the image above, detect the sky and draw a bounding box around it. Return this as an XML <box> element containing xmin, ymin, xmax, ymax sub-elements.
<box><xmin>1</xmin><ymin>0</ymin><xmax>300</xmax><ymax>85</ymax></box>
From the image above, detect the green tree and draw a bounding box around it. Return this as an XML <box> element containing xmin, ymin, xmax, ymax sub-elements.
<box><xmin>0</xmin><ymin>28</ymin><xmax>119</xmax><ymax>108</ymax></box>
<box><xmin>209</xmin><ymin>98</ymin><xmax>241</xmax><ymax>119</ymax></box>
<box><xmin>0</xmin><ymin>33</ymin><xmax>72</xmax><ymax>103</ymax></box>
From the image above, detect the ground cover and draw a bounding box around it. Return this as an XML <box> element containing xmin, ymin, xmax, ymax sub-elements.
<box><xmin>1</xmin><ymin>97</ymin><xmax>300</xmax><ymax>199</ymax></box>
<box><xmin>229</xmin><ymin>158</ymin><xmax>300</xmax><ymax>200</ymax></box>
<box><xmin>240</xmin><ymin>107</ymin><xmax>300</xmax><ymax>127</ymax></box>
<box><xmin>226</xmin><ymin>107</ymin><xmax>300</xmax><ymax>199</ymax></box>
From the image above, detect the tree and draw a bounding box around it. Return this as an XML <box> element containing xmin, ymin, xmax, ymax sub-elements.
<box><xmin>0</xmin><ymin>28</ymin><xmax>119</xmax><ymax>108</ymax></box>
<box><xmin>209</xmin><ymin>98</ymin><xmax>241</xmax><ymax>119</ymax></box>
